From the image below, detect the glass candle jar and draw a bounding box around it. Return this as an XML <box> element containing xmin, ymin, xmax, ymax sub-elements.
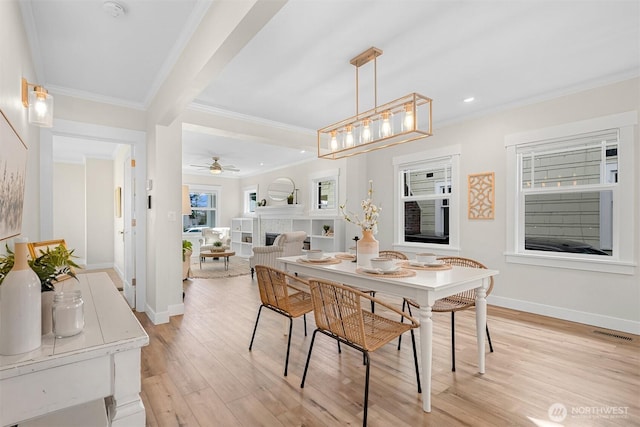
<box><xmin>52</xmin><ymin>290</ymin><xmax>85</xmax><ymax>338</ymax></box>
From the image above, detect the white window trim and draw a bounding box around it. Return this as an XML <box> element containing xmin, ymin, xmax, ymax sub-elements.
<box><xmin>243</xmin><ymin>185</ymin><xmax>258</xmax><ymax>216</ymax></box>
<box><xmin>392</xmin><ymin>145</ymin><xmax>461</xmax><ymax>255</ymax></box>
<box><xmin>308</xmin><ymin>168</ymin><xmax>340</xmax><ymax>216</ymax></box>
<box><xmin>504</xmin><ymin>111</ymin><xmax>637</xmax><ymax>275</ymax></box>
<box><xmin>186</xmin><ymin>183</ymin><xmax>221</xmax><ymax>228</ymax></box>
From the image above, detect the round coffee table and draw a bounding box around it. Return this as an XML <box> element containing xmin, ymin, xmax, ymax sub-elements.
<box><xmin>199</xmin><ymin>250</ymin><xmax>235</xmax><ymax>270</ymax></box>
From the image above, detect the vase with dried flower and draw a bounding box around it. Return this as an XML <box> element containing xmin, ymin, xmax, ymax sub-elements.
<box><xmin>340</xmin><ymin>180</ymin><xmax>380</xmax><ymax>268</ymax></box>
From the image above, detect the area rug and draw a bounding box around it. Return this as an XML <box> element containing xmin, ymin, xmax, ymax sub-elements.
<box><xmin>188</xmin><ymin>256</ymin><xmax>251</xmax><ymax>279</ymax></box>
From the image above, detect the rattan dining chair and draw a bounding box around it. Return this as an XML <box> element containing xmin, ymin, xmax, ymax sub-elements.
<box><xmin>397</xmin><ymin>256</ymin><xmax>494</xmax><ymax>372</ymax></box>
<box><xmin>301</xmin><ymin>278</ymin><xmax>421</xmax><ymax>427</ymax></box>
<box><xmin>249</xmin><ymin>265</ymin><xmax>314</xmax><ymax>376</ymax></box>
<box><xmin>378</xmin><ymin>250</ymin><xmax>409</xmax><ymax>260</ymax></box>
<box><xmin>352</xmin><ymin>250</ymin><xmax>409</xmax><ymax>313</ymax></box>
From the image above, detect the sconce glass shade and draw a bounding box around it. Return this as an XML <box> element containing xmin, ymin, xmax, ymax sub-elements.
<box><xmin>318</xmin><ymin>93</ymin><xmax>432</xmax><ymax>160</ymax></box>
<box><xmin>28</xmin><ymin>86</ymin><xmax>53</xmax><ymax>128</ymax></box>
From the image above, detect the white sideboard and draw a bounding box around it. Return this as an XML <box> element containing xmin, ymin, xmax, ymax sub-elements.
<box><xmin>0</xmin><ymin>272</ymin><xmax>149</xmax><ymax>427</ymax></box>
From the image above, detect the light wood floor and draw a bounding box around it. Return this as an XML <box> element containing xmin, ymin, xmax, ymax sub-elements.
<box><xmin>136</xmin><ymin>275</ymin><xmax>639</xmax><ymax>426</ymax></box>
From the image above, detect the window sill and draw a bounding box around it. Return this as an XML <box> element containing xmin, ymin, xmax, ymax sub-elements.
<box><xmin>394</xmin><ymin>242</ymin><xmax>461</xmax><ymax>256</ymax></box>
<box><xmin>505</xmin><ymin>252</ymin><xmax>636</xmax><ymax>275</ymax></box>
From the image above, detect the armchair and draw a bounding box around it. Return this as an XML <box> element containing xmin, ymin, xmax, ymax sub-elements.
<box><xmin>249</xmin><ymin>231</ymin><xmax>307</xmax><ymax>278</ymax></box>
<box><xmin>199</xmin><ymin>227</ymin><xmax>231</xmax><ymax>253</ymax></box>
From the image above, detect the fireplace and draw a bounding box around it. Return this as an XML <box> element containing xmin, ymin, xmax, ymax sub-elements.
<box><xmin>265</xmin><ymin>233</ymin><xmax>279</xmax><ymax>246</ymax></box>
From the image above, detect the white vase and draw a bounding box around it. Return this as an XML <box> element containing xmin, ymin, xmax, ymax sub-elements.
<box><xmin>0</xmin><ymin>238</ymin><xmax>42</xmax><ymax>355</ymax></box>
<box><xmin>357</xmin><ymin>229</ymin><xmax>379</xmax><ymax>269</ymax></box>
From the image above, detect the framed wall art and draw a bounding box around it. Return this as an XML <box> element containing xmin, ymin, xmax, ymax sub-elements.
<box><xmin>0</xmin><ymin>109</ymin><xmax>28</xmax><ymax>241</ymax></box>
<box><xmin>468</xmin><ymin>172</ymin><xmax>495</xmax><ymax>220</ymax></box>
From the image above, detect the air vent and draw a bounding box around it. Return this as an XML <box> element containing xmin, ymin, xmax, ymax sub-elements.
<box><xmin>593</xmin><ymin>330</ymin><xmax>632</xmax><ymax>341</ymax></box>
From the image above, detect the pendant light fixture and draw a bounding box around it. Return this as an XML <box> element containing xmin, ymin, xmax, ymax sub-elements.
<box><xmin>317</xmin><ymin>47</ymin><xmax>432</xmax><ymax>159</ymax></box>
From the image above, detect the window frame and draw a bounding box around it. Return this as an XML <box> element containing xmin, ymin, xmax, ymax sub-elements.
<box><xmin>505</xmin><ymin>111</ymin><xmax>636</xmax><ymax>275</ymax></box>
<box><xmin>183</xmin><ymin>184</ymin><xmax>221</xmax><ymax>230</ymax></box>
<box><xmin>243</xmin><ymin>185</ymin><xmax>258</xmax><ymax>216</ymax></box>
<box><xmin>309</xmin><ymin>169</ymin><xmax>340</xmax><ymax>216</ymax></box>
<box><xmin>393</xmin><ymin>145</ymin><xmax>461</xmax><ymax>254</ymax></box>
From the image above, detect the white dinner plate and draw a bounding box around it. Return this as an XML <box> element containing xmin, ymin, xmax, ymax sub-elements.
<box><xmin>300</xmin><ymin>255</ymin><xmax>331</xmax><ymax>262</ymax></box>
<box><xmin>361</xmin><ymin>266</ymin><xmax>401</xmax><ymax>274</ymax></box>
<box><xmin>410</xmin><ymin>260</ymin><xmax>445</xmax><ymax>267</ymax></box>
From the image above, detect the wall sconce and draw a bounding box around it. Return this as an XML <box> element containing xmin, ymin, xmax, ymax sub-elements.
<box><xmin>22</xmin><ymin>78</ymin><xmax>54</xmax><ymax>127</ymax></box>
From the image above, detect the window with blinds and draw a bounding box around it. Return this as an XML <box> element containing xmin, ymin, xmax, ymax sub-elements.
<box><xmin>517</xmin><ymin>130</ymin><xmax>619</xmax><ymax>256</ymax></box>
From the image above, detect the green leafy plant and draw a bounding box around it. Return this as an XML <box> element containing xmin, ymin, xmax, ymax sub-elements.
<box><xmin>0</xmin><ymin>244</ymin><xmax>80</xmax><ymax>292</ymax></box>
<box><xmin>287</xmin><ymin>192</ymin><xmax>294</xmax><ymax>204</ymax></box>
<box><xmin>213</xmin><ymin>240</ymin><xmax>223</xmax><ymax>247</ymax></box>
<box><xmin>182</xmin><ymin>240</ymin><xmax>193</xmax><ymax>262</ymax></box>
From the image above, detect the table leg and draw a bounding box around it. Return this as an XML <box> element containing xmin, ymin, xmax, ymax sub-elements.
<box><xmin>224</xmin><ymin>256</ymin><xmax>229</xmax><ymax>270</ymax></box>
<box><xmin>200</xmin><ymin>256</ymin><xmax>203</xmax><ymax>269</ymax></box>
<box><xmin>417</xmin><ymin>304</ymin><xmax>433</xmax><ymax>412</ymax></box>
<box><xmin>108</xmin><ymin>349</ymin><xmax>146</xmax><ymax>426</ymax></box>
<box><xmin>475</xmin><ymin>280</ymin><xmax>488</xmax><ymax>374</ymax></box>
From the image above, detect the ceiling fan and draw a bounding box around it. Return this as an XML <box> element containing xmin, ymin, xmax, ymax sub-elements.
<box><xmin>191</xmin><ymin>156</ymin><xmax>240</xmax><ymax>175</ymax></box>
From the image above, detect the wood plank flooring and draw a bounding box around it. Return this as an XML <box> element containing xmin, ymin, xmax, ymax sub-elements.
<box><xmin>137</xmin><ymin>274</ymin><xmax>639</xmax><ymax>426</ymax></box>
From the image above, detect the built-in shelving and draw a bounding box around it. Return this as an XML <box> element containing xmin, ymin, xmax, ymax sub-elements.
<box><xmin>231</xmin><ymin>214</ymin><xmax>345</xmax><ymax>257</ymax></box>
<box><xmin>230</xmin><ymin>217</ymin><xmax>258</xmax><ymax>257</ymax></box>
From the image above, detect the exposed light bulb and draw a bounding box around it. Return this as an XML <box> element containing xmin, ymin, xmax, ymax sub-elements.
<box><xmin>380</xmin><ymin>110</ymin><xmax>393</xmax><ymax>138</ymax></box>
<box><xmin>329</xmin><ymin>130</ymin><xmax>338</xmax><ymax>151</ymax></box>
<box><xmin>402</xmin><ymin>103</ymin><xmax>414</xmax><ymax>132</ymax></box>
<box><xmin>360</xmin><ymin>118</ymin><xmax>372</xmax><ymax>144</ymax></box>
<box><xmin>34</xmin><ymin>98</ymin><xmax>48</xmax><ymax>116</ymax></box>
<box><xmin>344</xmin><ymin>125</ymin><xmax>354</xmax><ymax>147</ymax></box>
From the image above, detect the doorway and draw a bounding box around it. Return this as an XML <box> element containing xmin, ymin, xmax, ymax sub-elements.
<box><xmin>42</xmin><ymin>119</ymin><xmax>147</xmax><ymax>312</ymax></box>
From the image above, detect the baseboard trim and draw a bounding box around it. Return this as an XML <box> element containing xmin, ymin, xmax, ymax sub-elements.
<box><xmin>169</xmin><ymin>302</ymin><xmax>184</xmax><ymax>317</ymax></box>
<box><xmin>84</xmin><ymin>262</ymin><xmax>114</xmax><ymax>270</ymax></box>
<box><xmin>489</xmin><ymin>295</ymin><xmax>640</xmax><ymax>335</ymax></box>
<box><xmin>145</xmin><ymin>304</ymin><xmax>169</xmax><ymax>325</ymax></box>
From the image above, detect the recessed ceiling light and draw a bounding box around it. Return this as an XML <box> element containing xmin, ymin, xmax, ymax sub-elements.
<box><xmin>300</xmin><ymin>150</ymin><xmax>306</xmax><ymax>154</ymax></box>
<box><xmin>103</xmin><ymin>1</ymin><xmax>125</xmax><ymax>18</ymax></box>
<box><xmin>259</xmin><ymin>162</ymin><xmax>264</xmax><ymax>166</ymax></box>
<box><xmin>463</xmin><ymin>97</ymin><xmax>475</xmax><ymax>103</ymax></box>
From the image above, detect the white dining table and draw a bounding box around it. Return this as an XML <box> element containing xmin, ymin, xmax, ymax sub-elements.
<box><xmin>279</xmin><ymin>254</ymin><xmax>499</xmax><ymax>413</ymax></box>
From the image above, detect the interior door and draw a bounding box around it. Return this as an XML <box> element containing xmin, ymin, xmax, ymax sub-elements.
<box><xmin>123</xmin><ymin>156</ymin><xmax>136</xmax><ymax>308</ymax></box>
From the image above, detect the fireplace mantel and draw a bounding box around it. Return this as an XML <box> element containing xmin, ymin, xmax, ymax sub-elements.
<box><xmin>255</xmin><ymin>204</ymin><xmax>305</xmax><ymax>218</ymax></box>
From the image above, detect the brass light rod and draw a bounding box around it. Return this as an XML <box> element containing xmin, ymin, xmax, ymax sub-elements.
<box><xmin>351</xmin><ymin>47</ymin><xmax>383</xmax><ymax>116</ymax></box>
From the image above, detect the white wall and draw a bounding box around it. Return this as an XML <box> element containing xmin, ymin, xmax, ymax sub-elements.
<box><xmin>0</xmin><ymin>1</ymin><xmax>40</xmax><ymax>243</ymax></box>
<box><xmin>366</xmin><ymin>77</ymin><xmax>639</xmax><ymax>334</ymax></box>
<box><xmin>237</xmin><ymin>158</ymin><xmax>348</xmax><ymax>213</ymax></box>
<box><xmin>85</xmin><ymin>158</ymin><xmax>115</xmax><ymax>268</ymax></box>
<box><xmin>52</xmin><ymin>159</ymin><xmax>115</xmax><ymax>268</ymax></box>
<box><xmin>52</xmin><ymin>163</ymin><xmax>85</xmax><ymax>263</ymax></box>
<box><xmin>145</xmin><ymin>121</ymin><xmax>184</xmax><ymax>324</ymax></box>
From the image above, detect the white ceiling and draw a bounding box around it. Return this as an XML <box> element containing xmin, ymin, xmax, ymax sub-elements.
<box><xmin>20</xmin><ymin>0</ymin><xmax>640</xmax><ymax>177</ymax></box>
